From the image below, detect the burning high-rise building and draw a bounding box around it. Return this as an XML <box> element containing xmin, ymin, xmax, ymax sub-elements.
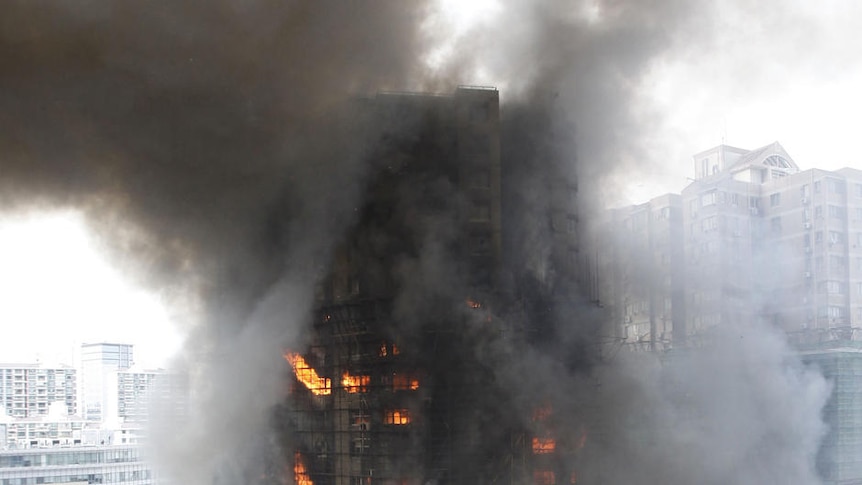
<box><xmin>278</xmin><ymin>86</ymin><xmax>587</xmax><ymax>485</ymax></box>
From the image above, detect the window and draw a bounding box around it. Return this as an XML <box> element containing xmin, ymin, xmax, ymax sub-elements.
<box><xmin>730</xmin><ymin>193</ymin><xmax>739</xmax><ymax>207</ymax></box>
<box><xmin>829</xmin><ymin>205</ymin><xmax>846</xmax><ymax>219</ymax></box>
<box><xmin>815</xmin><ymin>181</ymin><xmax>822</xmax><ymax>193</ymax></box>
<box><xmin>352</xmin><ymin>437</ymin><xmax>370</xmax><ymax>454</ymax></box>
<box><xmin>828</xmin><ymin>178</ymin><xmax>846</xmax><ymax>194</ymax></box>
<box><xmin>818</xmin><ymin>281</ymin><xmax>845</xmax><ymax>294</ymax></box>
<box><xmin>702</xmin><ymin>192</ymin><xmax>717</xmax><ymax>206</ymax></box>
<box><xmin>771</xmin><ymin>217</ymin><xmax>782</xmax><ymax>234</ymax></box>
<box><xmin>829</xmin><ymin>231</ymin><xmax>844</xmax><ymax>245</ymax></box>
<box><xmin>351</xmin><ymin>411</ymin><xmax>370</xmax><ymax>431</ymax></box>
<box><xmin>342</xmin><ymin>374</ymin><xmax>370</xmax><ymax>393</ymax></box>
<box><xmin>384</xmin><ymin>409</ymin><xmax>410</xmax><ymax>425</ymax></box>
<box><xmin>770</xmin><ymin>193</ymin><xmax>781</xmax><ymax>207</ymax></box>
<box><xmin>702</xmin><ymin>216</ymin><xmax>718</xmax><ymax>233</ymax></box>
<box><xmin>830</xmin><ymin>255</ymin><xmax>846</xmax><ymax>270</ymax></box>
<box><xmin>803</xmin><ymin>208</ymin><xmax>812</xmax><ymax>221</ymax></box>
<box><xmin>392</xmin><ymin>373</ymin><xmax>420</xmax><ymax>391</ymax></box>
<box><xmin>701</xmin><ymin>158</ymin><xmax>709</xmax><ymax>176</ymax></box>
<box><xmin>690</xmin><ymin>199</ymin><xmax>699</xmax><ymax>213</ymax></box>
<box><xmin>534</xmin><ymin>471</ymin><xmax>556</xmax><ymax>485</ymax></box>
<box><xmin>816</xmin><ymin>231</ymin><xmax>823</xmax><ymax>244</ymax></box>
<box><xmin>801</xmin><ymin>184</ymin><xmax>810</xmax><ymax>198</ymax></box>
<box><xmin>815</xmin><ymin>206</ymin><xmax>823</xmax><ymax>219</ymax></box>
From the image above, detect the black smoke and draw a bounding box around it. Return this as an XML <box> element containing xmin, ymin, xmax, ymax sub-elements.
<box><xmin>0</xmin><ymin>1</ymin><xmax>830</xmax><ymax>484</ymax></box>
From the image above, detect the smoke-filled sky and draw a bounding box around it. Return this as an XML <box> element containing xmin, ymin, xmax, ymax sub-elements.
<box><xmin>2</xmin><ymin>0</ymin><xmax>861</xmax><ymax>365</ymax></box>
<box><xmin>0</xmin><ymin>1</ymin><xmax>848</xmax><ymax>483</ymax></box>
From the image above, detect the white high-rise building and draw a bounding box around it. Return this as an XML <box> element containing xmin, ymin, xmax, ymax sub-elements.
<box><xmin>106</xmin><ymin>369</ymin><xmax>187</xmax><ymax>425</ymax></box>
<box><xmin>0</xmin><ymin>364</ymin><xmax>77</xmax><ymax>418</ymax></box>
<box><xmin>80</xmin><ymin>344</ymin><xmax>133</xmax><ymax>423</ymax></box>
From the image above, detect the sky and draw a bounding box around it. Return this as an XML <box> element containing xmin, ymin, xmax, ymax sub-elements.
<box><xmin>1</xmin><ymin>0</ymin><xmax>861</xmax><ymax>368</ymax></box>
<box><xmin>0</xmin><ymin>212</ymin><xmax>183</xmax><ymax>368</ymax></box>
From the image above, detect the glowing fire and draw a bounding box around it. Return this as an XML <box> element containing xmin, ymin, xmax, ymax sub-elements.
<box><xmin>384</xmin><ymin>409</ymin><xmax>410</xmax><ymax>425</ymax></box>
<box><xmin>341</xmin><ymin>372</ymin><xmax>370</xmax><ymax>393</ymax></box>
<box><xmin>532</xmin><ymin>437</ymin><xmax>556</xmax><ymax>454</ymax></box>
<box><xmin>392</xmin><ymin>373</ymin><xmax>419</xmax><ymax>391</ymax></box>
<box><xmin>379</xmin><ymin>341</ymin><xmax>401</xmax><ymax>357</ymax></box>
<box><xmin>466</xmin><ymin>298</ymin><xmax>482</xmax><ymax>309</ymax></box>
<box><xmin>533</xmin><ymin>470</ymin><xmax>555</xmax><ymax>485</ymax></box>
<box><xmin>284</xmin><ymin>353</ymin><xmax>331</xmax><ymax>396</ymax></box>
<box><xmin>294</xmin><ymin>452</ymin><xmax>313</xmax><ymax>485</ymax></box>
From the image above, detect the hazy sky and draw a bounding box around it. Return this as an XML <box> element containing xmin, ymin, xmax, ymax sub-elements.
<box><xmin>432</xmin><ymin>0</ymin><xmax>862</xmax><ymax>203</ymax></box>
<box><xmin>1</xmin><ymin>0</ymin><xmax>861</xmax><ymax>367</ymax></box>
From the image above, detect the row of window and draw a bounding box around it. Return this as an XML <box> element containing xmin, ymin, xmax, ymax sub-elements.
<box><xmin>0</xmin><ymin>449</ymin><xmax>140</xmax><ymax>468</ymax></box>
<box><xmin>0</xmin><ymin>468</ymin><xmax>151</xmax><ymax>485</ymax></box>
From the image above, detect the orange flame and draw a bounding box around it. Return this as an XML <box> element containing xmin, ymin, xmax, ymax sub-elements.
<box><xmin>284</xmin><ymin>353</ymin><xmax>331</xmax><ymax>396</ymax></box>
<box><xmin>532</xmin><ymin>437</ymin><xmax>556</xmax><ymax>454</ymax></box>
<box><xmin>533</xmin><ymin>470</ymin><xmax>555</xmax><ymax>485</ymax></box>
<box><xmin>393</xmin><ymin>373</ymin><xmax>420</xmax><ymax>391</ymax></box>
<box><xmin>294</xmin><ymin>452</ymin><xmax>313</xmax><ymax>485</ymax></box>
<box><xmin>385</xmin><ymin>409</ymin><xmax>410</xmax><ymax>425</ymax></box>
<box><xmin>466</xmin><ymin>299</ymin><xmax>482</xmax><ymax>309</ymax></box>
<box><xmin>341</xmin><ymin>372</ymin><xmax>370</xmax><ymax>393</ymax></box>
<box><xmin>379</xmin><ymin>341</ymin><xmax>401</xmax><ymax>357</ymax></box>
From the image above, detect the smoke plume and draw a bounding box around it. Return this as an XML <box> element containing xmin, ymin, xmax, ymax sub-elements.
<box><xmin>0</xmin><ymin>1</ymin><xmax>830</xmax><ymax>484</ymax></box>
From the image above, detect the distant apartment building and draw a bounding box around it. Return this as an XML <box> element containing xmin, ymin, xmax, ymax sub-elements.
<box><xmin>682</xmin><ymin>142</ymin><xmax>862</xmax><ymax>342</ymax></box>
<box><xmin>0</xmin><ymin>403</ymin><xmax>84</xmax><ymax>450</ymax></box>
<box><xmin>0</xmin><ymin>364</ymin><xmax>76</xmax><ymax>418</ymax></box>
<box><xmin>107</xmin><ymin>369</ymin><xmax>187</xmax><ymax>426</ymax></box>
<box><xmin>607</xmin><ymin>142</ymin><xmax>862</xmax><ymax>344</ymax></box>
<box><xmin>606</xmin><ymin>141</ymin><xmax>862</xmax><ymax>484</ymax></box>
<box><xmin>80</xmin><ymin>344</ymin><xmax>133</xmax><ymax>423</ymax></box>
<box><xmin>604</xmin><ymin>194</ymin><xmax>685</xmax><ymax>349</ymax></box>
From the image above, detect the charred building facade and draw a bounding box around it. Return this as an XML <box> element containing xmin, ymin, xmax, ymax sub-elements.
<box><xmin>279</xmin><ymin>87</ymin><xmax>586</xmax><ymax>485</ymax></box>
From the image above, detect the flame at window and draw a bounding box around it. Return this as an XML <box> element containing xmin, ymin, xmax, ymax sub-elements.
<box><xmin>342</xmin><ymin>372</ymin><xmax>370</xmax><ymax>393</ymax></box>
<box><xmin>294</xmin><ymin>451</ymin><xmax>313</xmax><ymax>485</ymax></box>
<box><xmin>284</xmin><ymin>353</ymin><xmax>331</xmax><ymax>396</ymax></box>
<box><xmin>384</xmin><ymin>409</ymin><xmax>410</xmax><ymax>425</ymax></box>
<box><xmin>379</xmin><ymin>341</ymin><xmax>400</xmax><ymax>357</ymax></box>
<box><xmin>392</xmin><ymin>373</ymin><xmax>419</xmax><ymax>391</ymax></box>
<box><xmin>532</xmin><ymin>437</ymin><xmax>556</xmax><ymax>454</ymax></box>
<box><xmin>533</xmin><ymin>470</ymin><xmax>555</xmax><ymax>485</ymax></box>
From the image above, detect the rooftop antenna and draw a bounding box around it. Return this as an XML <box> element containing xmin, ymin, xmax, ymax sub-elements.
<box><xmin>720</xmin><ymin>115</ymin><xmax>728</xmax><ymax>145</ymax></box>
